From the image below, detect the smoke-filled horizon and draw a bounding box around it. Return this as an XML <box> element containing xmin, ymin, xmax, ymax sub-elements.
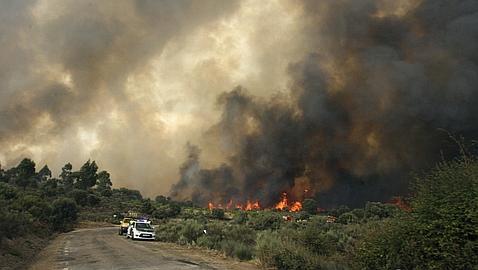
<box><xmin>1</xmin><ymin>0</ymin><xmax>478</xmax><ymax>206</ymax></box>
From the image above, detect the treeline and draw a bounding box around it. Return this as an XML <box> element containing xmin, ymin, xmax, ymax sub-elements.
<box><xmin>0</xmin><ymin>158</ymin><xmax>143</xmax><ymax>239</ymax></box>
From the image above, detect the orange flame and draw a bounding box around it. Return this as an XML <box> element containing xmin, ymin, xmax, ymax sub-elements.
<box><xmin>245</xmin><ymin>200</ymin><xmax>260</xmax><ymax>211</ymax></box>
<box><xmin>290</xmin><ymin>201</ymin><xmax>302</xmax><ymax>212</ymax></box>
<box><xmin>275</xmin><ymin>192</ymin><xmax>289</xmax><ymax>210</ymax></box>
<box><xmin>275</xmin><ymin>192</ymin><xmax>302</xmax><ymax>212</ymax></box>
<box><xmin>208</xmin><ymin>202</ymin><xmax>214</xmax><ymax>210</ymax></box>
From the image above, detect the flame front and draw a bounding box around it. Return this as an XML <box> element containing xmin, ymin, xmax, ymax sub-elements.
<box><xmin>275</xmin><ymin>192</ymin><xmax>289</xmax><ymax>210</ymax></box>
<box><xmin>275</xmin><ymin>192</ymin><xmax>302</xmax><ymax>212</ymax></box>
<box><xmin>208</xmin><ymin>192</ymin><xmax>303</xmax><ymax>212</ymax></box>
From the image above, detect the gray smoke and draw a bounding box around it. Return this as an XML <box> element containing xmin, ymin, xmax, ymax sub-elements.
<box><xmin>171</xmin><ymin>0</ymin><xmax>478</xmax><ymax>207</ymax></box>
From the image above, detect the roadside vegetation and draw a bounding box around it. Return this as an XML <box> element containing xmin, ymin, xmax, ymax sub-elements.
<box><xmin>0</xmin><ymin>159</ymin><xmax>147</xmax><ymax>267</ymax></box>
<box><xmin>154</xmin><ymin>156</ymin><xmax>477</xmax><ymax>270</ymax></box>
<box><xmin>1</xmin><ymin>155</ymin><xmax>476</xmax><ymax>269</ymax></box>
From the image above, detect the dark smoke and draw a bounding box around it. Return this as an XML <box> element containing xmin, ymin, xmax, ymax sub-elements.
<box><xmin>171</xmin><ymin>0</ymin><xmax>478</xmax><ymax>208</ymax></box>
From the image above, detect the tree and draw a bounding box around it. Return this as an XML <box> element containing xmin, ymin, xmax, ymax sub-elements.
<box><xmin>38</xmin><ymin>165</ymin><xmax>52</xmax><ymax>182</ymax></box>
<box><xmin>75</xmin><ymin>160</ymin><xmax>98</xmax><ymax>190</ymax></box>
<box><xmin>60</xmin><ymin>163</ymin><xmax>74</xmax><ymax>191</ymax></box>
<box><xmin>114</xmin><ymin>188</ymin><xmax>143</xmax><ymax>200</ymax></box>
<box><xmin>96</xmin><ymin>171</ymin><xmax>112</xmax><ymax>196</ymax></box>
<box><xmin>40</xmin><ymin>178</ymin><xmax>61</xmax><ymax>197</ymax></box>
<box><xmin>302</xmin><ymin>198</ymin><xmax>318</xmax><ymax>215</ymax></box>
<box><xmin>15</xmin><ymin>158</ymin><xmax>36</xmax><ymax>189</ymax></box>
<box><xmin>141</xmin><ymin>199</ymin><xmax>155</xmax><ymax>215</ymax></box>
<box><xmin>155</xmin><ymin>195</ymin><xmax>169</xmax><ymax>204</ymax></box>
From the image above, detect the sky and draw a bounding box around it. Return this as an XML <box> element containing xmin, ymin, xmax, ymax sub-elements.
<box><xmin>1</xmin><ymin>0</ymin><xmax>478</xmax><ymax>205</ymax></box>
<box><xmin>0</xmin><ymin>0</ymin><xmax>308</xmax><ymax>196</ymax></box>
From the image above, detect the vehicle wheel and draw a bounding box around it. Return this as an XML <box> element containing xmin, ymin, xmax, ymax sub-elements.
<box><xmin>118</xmin><ymin>229</ymin><xmax>122</xmax><ymax>235</ymax></box>
<box><xmin>131</xmin><ymin>234</ymin><xmax>135</xmax><ymax>240</ymax></box>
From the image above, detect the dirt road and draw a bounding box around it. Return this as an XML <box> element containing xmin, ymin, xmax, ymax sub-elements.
<box><xmin>29</xmin><ymin>227</ymin><xmax>259</xmax><ymax>270</ymax></box>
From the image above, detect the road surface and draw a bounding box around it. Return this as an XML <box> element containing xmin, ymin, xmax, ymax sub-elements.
<box><xmin>29</xmin><ymin>227</ymin><xmax>258</xmax><ymax>270</ymax></box>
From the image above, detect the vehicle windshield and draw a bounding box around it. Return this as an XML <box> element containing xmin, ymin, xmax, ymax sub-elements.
<box><xmin>136</xmin><ymin>222</ymin><xmax>152</xmax><ymax>230</ymax></box>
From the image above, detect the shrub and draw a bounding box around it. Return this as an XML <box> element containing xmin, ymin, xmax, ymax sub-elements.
<box><xmin>69</xmin><ymin>189</ymin><xmax>89</xmax><ymax>206</ymax></box>
<box><xmin>152</xmin><ymin>204</ymin><xmax>181</xmax><ymax>219</ymax></box>
<box><xmin>356</xmin><ymin>158</ymin><xmax>478</xmax><ymax>269</ymax></box>
<box><xmin>87</xmin><ymin>193</ymin><xmax>101</xmax><ymax>206</ymax></box>
<box><xmin>202</xmin><ymin>222</ymin><xmax>226</xmax><ymax>249</ymax></box>
<box><xmin>232</xmin><ymin>211</ymin><xmax>248</xmax><ymax>224</ymax></box>
<box><xmin>248</xmin><ymin>211</ymin><xmax>282</xmax><ymax>230</ymax></box>
<box><xmin>220</xmin><ymin>239</ymin><xmax>236</xmax><ymax>257</ymax></box>
<box><xmin>273</xmin><ymin>240</ymin><xmax>320</xmax><ymax>270</ymax></box>
<box><xmin>155</xmin><ymin>221</ymin><xmax>183</xmax><ymax>243</ymax></box>
<box><xmin>0</xmin><ymin>208</ymin><xmax>30</xmax><ymax>239</ymax></box>
<box><xmin>0</xmin><ymin>182</ymin><xmax>17</xmax><ymax>200</ymax></box>
<box><xmin>180</xmin><ymin>220</ymin><xmax>203</xmax><ymax>244</ymax></box>
<box><xmin>50</xmin><ymin>197</ymin><xmax>78</xmax><ymax>231</ymax></box>
<box><xmin>255</xmin><ymin>231</ymin><xmax>283</xmax><ymax>268</ymax></box>
<box><xmin>233</xmin><ymin>242</ymin><xmax>253</xmax><ymax>261</ymax></box>
<box><xmin>302</xmin><ymin>198</ymin><xmax>318</xmax><ymax>214</ymax></box>
<box><xmin>224</xmin><ymin>225</ymin><xmax>256</xmax><ymax>245</ymax></box>
<box><xmin>337</xmin><ymin>212</ymin><xmax>359</xmax><ymax>224</ymax></box>
<box><xmin>363</xmin><ymin>202</ymin><xmax>399</xmax><ymax>220</ymax></box>
<box><xmin>210</xmin><ymin>208</ymin><xmax>225</xmax><ymax>219</ymax></box>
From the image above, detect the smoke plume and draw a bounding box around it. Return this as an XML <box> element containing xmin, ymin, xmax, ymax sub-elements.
<box><xmin>171</xmin><ymin>0</ymin><xmax>478</xmax><ymax>207</ymax></box>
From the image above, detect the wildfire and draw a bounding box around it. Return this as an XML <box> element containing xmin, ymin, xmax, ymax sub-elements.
<box><xmin>245</xmin><ymin>200</ymin><xmax>261</xmax><ymax>210</ymax></box>
<box><xmin>275</xmin><ymin>192</ymin><xmax>289</xmax><ymax>210</ymax></box>
<box><xmin>207</xmin><ymin>192</ymin><xmax>302</xmax><ymax>212</ymax></box>
<box><xmin>275</xmin><ymin>192</ymin><xmax>302</xmax><ymax>212</ymax></box>
<box><xmin>290</xmin><ymin>201</ymin><xmax>302</xmax><ymax>212</ymax></box>
<box><xmin>208</xmin><ymin>200</ymin><xmax>261</xmax><ymax>211</ymax></box>
<box><xmin>389</xmin><ymin>196</ymin><xmax>411</xmax><ymax>212</ymax></box>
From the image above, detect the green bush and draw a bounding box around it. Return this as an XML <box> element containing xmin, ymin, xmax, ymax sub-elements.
<box><xmin>232</xmin><ymin>211</ymin><xmax>248</xmax><ymax>224</ymax></box>
<box><xmin>202</xmin><ymin>222</ymin><xmax>226</xmax><ymax>249</ymax></box>
<box><xmin>50</xmin><ymin>197</ymin><xmax>78</xmax><ymax>231</ymax></box>
<box><xmin>302</xmin><ymin>198</ymin><xmax>318</xmax><ymax>214</ymax></box>
<box><xmin>152</xmin><ymin>204</ymin><xmax>181</xmax><ymax>219</ymax></box>
<box><xmin>0</xmin><ymin>208</ymin><xmax>31</xmax><ymax>239</ymax></box>
<box><xmin>337</xmin><ymin>212</ymin><xmax>359</xmax><ymax>224</ymax></box>
<box><xmin>179</xmin><ymin>220</ymin><xmax>203</xmax><ymax>244</ymax></box>
<box><xmin>248</xmin><ymin>211</ymin><xmax>282</xmax><ymax>230</ymax></box>
<box><xmin>69</xmin><ymin>189</ymin><xmax>89</xmax><ymax>206</ymax></box>
<box><xmin>210</xmin><ymin>208</ymin><xmax>225</xmax><ymax>219</ymax></box>
<box><xmin>356</xmin><ymin>158</ymin><xmax>478</xmax><ymax>269</ymax></box>
<box><xmin>224</xmin><ymin>225</ymin><xmax>256</xmax><ymax>245</ymax></box>
<box><xmin>255</xmin><ymin>230</ymin><xmax>283</xmax><ymax>268</ymax></box>
<box><xmin>233</xmin><ymin>242</ymin><xmax>253</xmax><ymax>261</ymax></box>
<box><xmin>0</xmin><ymin>182</ymin><xmax>17</xmax><ymax>200</ymax></box>
<box><xmin>87</xmin><ymin>193</ymin><xmax>101</xmax><ymax>206</ymax></box>
<box><xmin>155</xmin><ymin>221</ymin><xmax>183</xmax><ymax>243</ymax></box>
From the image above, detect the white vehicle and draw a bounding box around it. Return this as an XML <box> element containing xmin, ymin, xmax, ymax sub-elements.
<box><xmin>126</xmin><ymin>219</ymin><xmax>155</xmax><ymax>240</ymax></box>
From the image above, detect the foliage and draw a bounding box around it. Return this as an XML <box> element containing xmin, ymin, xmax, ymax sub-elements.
<box><xmin>247</xmin><ymin>210</ymin><xmax>282</xmax><ymax>230</ymax></box>
<box><xmin>152</xmin><ymin>203</ymin><xmax>181</xmax><ymax>219</ymax></box>
<box><xmin>210</xmin><ymin>208</ymin><xmax>225</xmax><ymax>219</ymax></box>
<box><xmin>356</xmin><ymin>158</ymin><xmax>478</xmax><ymax>269</ymax></box>
<box><xmin>50</xmin><ymin>197</ymin><xmax>78</xmax><ymax>232</ymax></box>
<box><xmin>302</xmin><ymin>198</ymin><xmax>318</xmax><ymax>215</ymax></box>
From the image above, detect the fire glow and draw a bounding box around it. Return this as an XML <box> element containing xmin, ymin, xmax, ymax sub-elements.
<box><xmin>207</xmin><ymin>192</ymin><xmax>302</xmax><ymax>212</ymax></box>
<box><xmin>274</xmin><ymin>192</ymin><xmax>302</xmax><ymax>212</ymax></box>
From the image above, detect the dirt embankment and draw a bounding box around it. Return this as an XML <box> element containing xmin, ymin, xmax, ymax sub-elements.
<box><xmin>0</xmin><ymin>234</ymin><xmax>51</xmax><ymax>270</ymax></box>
